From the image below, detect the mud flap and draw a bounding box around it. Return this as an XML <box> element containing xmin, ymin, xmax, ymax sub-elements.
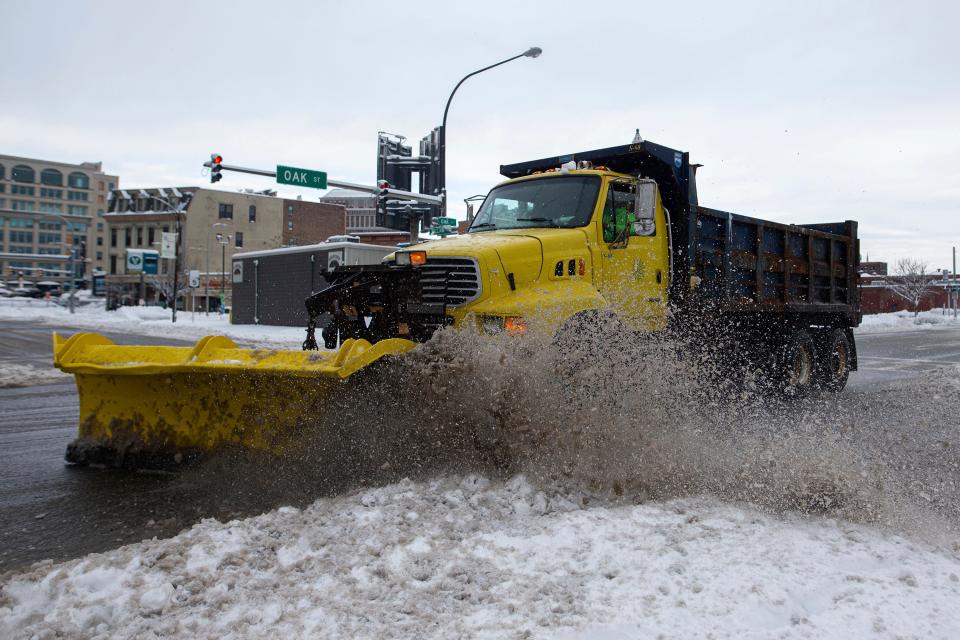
<box><xmin>53</xmin><ymin>332</ymin><xmax>416</xmax><ymax>466</ymax></box>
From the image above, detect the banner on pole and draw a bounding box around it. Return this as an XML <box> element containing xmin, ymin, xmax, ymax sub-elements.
<box><xmin>160</xmin><ymin>232</ymin><xmax>178</xmax><ymax>259</ymax></box>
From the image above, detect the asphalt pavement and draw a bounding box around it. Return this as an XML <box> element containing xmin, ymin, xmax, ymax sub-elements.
<box><xmin>1</xmin><ymin>319</ymin><xmax>959</xmax><ymax>574</ymax></box>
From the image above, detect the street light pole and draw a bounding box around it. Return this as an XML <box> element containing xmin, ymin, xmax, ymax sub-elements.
<box><xmin>439</xmin><ymin>46</ymin><xmax>541</xmax><ymax>219</ymax></box>
<box><xmin>207</xmin><ymin>222</ymin><xmax>228</xmax><ymax>315</ymax></box>
<box><xmin>215</xmin><ymin>232</ymin><xmax>231</xmax><ymax>315</ymax></box>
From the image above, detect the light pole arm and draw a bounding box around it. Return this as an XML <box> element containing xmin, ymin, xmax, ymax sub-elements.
<box><xmin>441</xmin><ymin>52</ymin><xmax>527</xmax><ymax>134</ymax></box>
<box><xmin>438</xmin><ymin>47</ymin><xmax>541</xmax><ymax>217</ymax></box>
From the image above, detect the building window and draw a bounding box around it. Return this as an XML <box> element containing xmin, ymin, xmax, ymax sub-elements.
<box><xmin>39</xmin><ymin>203</ymin><xmax>62</xmax><ymax>213</ymax></box>
<box><xmin>40</xmin><ymin>169</ymin><xmax>63</xmax><ymax>186</ymax></box>
<box><xmin>0</xmin><ymin>184</ymin><xmax>5</xmax><ymax>192</ymax></box>
<box><xmin>10</xmin><ymin>231</ymin><xmax>33</xmax><ymax>244</ymax></box>
<box><xmin>38</xmin><ymin>232</ymin><xmax>61</xmax><ymax>244</ymax></box>
<box><xmin>11</xmin><ymin>200</ymin><xmax>35</xmax><ymax>211</ymax></box>
<box><xmin>96</xmin><ymin>251</ymin><xmax>103</xmax><ymax>260</ymax></box>
<box><xmin>110</xmin><ymin>228</ymin><xmax>117</xmax><ymax>247</ymax></box>
<box><xmin>148</xmin><ymin>228</ymin><xmax>155</xmax><ymax>245</ymax></box>
<box><xmin>97</xmin><ymin>236</ymin><xmax>103</xmax><ymax>246</ymax></box>
<box><xmin>67</xmin><ymin>191</ymin><xmax>88</xmax><ymax>201</ymax></box>
<box><xmin>67</xmin><ymin>205</ymin><xmax>88</xmax><ymax>215</ymax></box>
<box><xmin>288</xmin><ymin>220</ymin><xmax>293</xmax><ymax>230</ymax></box>
<box><xmin>235</xmin><ymin>232</ymin><xmax>243</xmax><ymax>248</ymax></box>
<box><xmin>41</xmin><ymin>188</ymin><xmax>62</xmax><ymax>199</ymax></box>
<box><xmin>11</xmin><ymin>185</ymin><xmax>35</xmax><ymax>196</ymax></box>
<box><xmin>110</xmin><ymin>255</ymin><xmax>116</xmax><ymax>274</ymax></box>
<box><xmin>10</xmin><ymin>218</ymin><xmax>33</xmax><ymax>228</ymax></box>
<box><xmin>125</xmin><ymin>228</ymin><xmax>131</xmax><ymax>245</ymax></box>
<box><xmin>67</xmin><ymin>172</ymin><xmax>90</xmax><ymax>189</ymax></box>
<box><xmin>108</xmin><ymin>182</ymin><xmax>115</xmax><ymax>190</ymax></box>
<box><xmin>97</xmin><ymin>209</ymin><xmax>105</xmax><ymax>217</ymax></box>
<box><xmin>12</xmin><ymin>165</ymin><xmax>35</xmax><ymax>183</ymax></box>
<box><xmin>0</xmin><ymin>163</ymin><xmax>4</xmax><ymax>180</ymax></box>
<box><xmin>219</xmin><ymin>203</ymin><xmax>233</xmax><ymax>219</ymax></box>
<box><xmin>96</xmin><ymin>223</ymin><xmax>103</xmax><ymax>231</ymax></box>
<box><xmin>249</xmin><ymin>205</ymin><xmax>256</xmax><ymax>222</ymax></box>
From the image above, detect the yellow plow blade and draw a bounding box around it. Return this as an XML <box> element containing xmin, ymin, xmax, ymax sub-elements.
<box><xmin>53</xmin><ymin>332</ymin><xmax>416</xmax><ymax>466</ymax></box>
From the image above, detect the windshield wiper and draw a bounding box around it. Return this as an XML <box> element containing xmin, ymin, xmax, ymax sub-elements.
<box><xmin>470</xmin><ymin>222</ymin><xmax>497</xmax><ymax>230</ymax></box>
<box><xmin>516</xmin><ymin>217</ymin><xmax>559</xmax><ymax>228</ymax></box>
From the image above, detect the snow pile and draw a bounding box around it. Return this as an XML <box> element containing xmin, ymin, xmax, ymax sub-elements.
<box><xmin>0</xmin><ymin>362</ymin><xmax>71</xmax><ymax>388</ymax></box>
<box><xmin>858</xmin><ymin>309</ymin><xmax>960</xmax><ymax>334</ymax></box>
<box><xmin>1</xmin><ymin>476</ymin><xmax>958</xmax><ymax>639</ymax></box>
<box><xmin>0</xmin><ymin>299</ymin><xmax>306</xmax><ymax>348</ymax></box>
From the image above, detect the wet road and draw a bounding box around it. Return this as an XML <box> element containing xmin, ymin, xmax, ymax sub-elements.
<box><xmin>1</xmin><ymin>320</ymin><xmax>959</xmax><ymax>573</ymax></box>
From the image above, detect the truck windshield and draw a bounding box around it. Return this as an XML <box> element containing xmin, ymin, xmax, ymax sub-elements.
<box><xmin>469</xmin><ymin>175</ymin><xmax>601</xmax><ymax>232</ymax></box>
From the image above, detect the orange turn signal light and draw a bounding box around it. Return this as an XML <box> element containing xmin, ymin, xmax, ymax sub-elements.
<box><xmin>409</xmin><ymin>251</ymin><xmax>427</xmax><ymax>266</ymax></box>
<box><xmin>504</xmin><ymin>316</ymin><xmax>527</xmax><ymax>335</ymax></box>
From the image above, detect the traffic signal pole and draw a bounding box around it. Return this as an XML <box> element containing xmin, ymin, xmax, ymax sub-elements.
<box><xmin>201</xmin><ymin>161</ymin><xmax>442</xmax><ymax>206</ymax></box>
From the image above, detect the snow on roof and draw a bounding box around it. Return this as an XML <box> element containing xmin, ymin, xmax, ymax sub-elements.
<box><xmin>321</xmin><ymin>188</ymin><xmax>374</xmax><ymax>199</ymax></box>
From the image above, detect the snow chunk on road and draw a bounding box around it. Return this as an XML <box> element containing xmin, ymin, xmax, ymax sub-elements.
<box><xmin>1</xmin><ymin>476</ymin><xmax>958</xmax><ymax>639</ymax></box>
<box><xmin>0</xmin><ymin>362</ymin><xmax>70</xmax><ymax>388</ymax></box>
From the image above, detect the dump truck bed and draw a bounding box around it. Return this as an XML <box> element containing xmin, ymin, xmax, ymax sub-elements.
<box><xmin>686</xmin><ymin>208</ymin><xmax>859</xmax><ymax>323</ymax></box>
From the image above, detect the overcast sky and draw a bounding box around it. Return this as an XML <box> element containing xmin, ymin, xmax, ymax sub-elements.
<box><xmin>2</xmin><ymin>1</ymin><xmax>957</xmax><ymax>268</ymax></box>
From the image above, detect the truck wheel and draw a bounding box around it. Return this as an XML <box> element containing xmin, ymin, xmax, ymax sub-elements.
<box><xmin>772</xmin><ymin>330</ymin><xmax>816</xmax><ymax>397</ymax></box>
<box><xmin>816</xmin><ymin>328</ymin><xmax>851</xmax><ymax>392</ymax></box>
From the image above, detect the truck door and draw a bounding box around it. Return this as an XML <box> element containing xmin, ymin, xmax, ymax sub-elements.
<box><xmin>597</xmin><ymin>179</ymin><xmax>669</xmax><ymax>331</ymax></box>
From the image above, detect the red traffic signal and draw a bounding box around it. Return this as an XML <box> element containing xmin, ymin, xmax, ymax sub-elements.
<box><xmin>210</xmin><ymin>153</ymin><xmax>223</xmax><ymax>184</ymax></box>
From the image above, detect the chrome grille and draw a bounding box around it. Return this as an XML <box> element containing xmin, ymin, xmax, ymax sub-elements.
<box><xmin>419</xmin><ymin>257</ymin><xmax>481</xmax><ymax>307</ymax></box>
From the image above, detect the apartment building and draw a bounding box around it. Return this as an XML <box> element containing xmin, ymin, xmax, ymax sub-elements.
<box><xmin>104</xmin><ymin>186</ymin><xmax>345</xmax><ymax>308</ymax></box>
<box><xmin>0</xmin><ymin>154</ymin><xmax>118</xmax><ymax>284</ymax></box>
<box><xmin>320</xmin><ymin>188</ymin><xmax>409</xmax><ymax>246</ymax></box>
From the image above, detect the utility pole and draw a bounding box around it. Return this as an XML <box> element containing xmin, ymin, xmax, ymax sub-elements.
<box><xmin>953</xmin><ymin>246</ymin><xmax>957</xmax><ymax>319</ymax></box>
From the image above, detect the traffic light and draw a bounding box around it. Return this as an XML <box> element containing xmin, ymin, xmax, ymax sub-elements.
<box><xmin>210</xmin><ymin>154</ymin><xmax>223</xmax><ymax>183</ymax></box>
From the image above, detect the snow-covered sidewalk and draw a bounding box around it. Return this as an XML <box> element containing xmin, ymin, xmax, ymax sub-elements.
<box><xmin>1</xmin><ymin>476</ymin><xmax>957</xmax><ymax>639</ymax></box>
<box><xmin>0</xmin><ymin>299</ymin><xmax>306</xmax><ymax>348</ymax></box>
<box><xmin>856</xmin><ymin>309</ymin><xmax>960</xmax><ymax>334</ymax></box>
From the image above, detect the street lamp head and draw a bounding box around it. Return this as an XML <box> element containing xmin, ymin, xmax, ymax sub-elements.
<box><xmin>523</xmin><ymin>46</ymin><xmax>542</xmax><ymax>58</ymax></box>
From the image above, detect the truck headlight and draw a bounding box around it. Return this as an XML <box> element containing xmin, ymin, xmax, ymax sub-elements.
<box><xmin>480</xmin><ymin>315</ymin><xmax>503</xmax><ymax>333</ymax></box>
<box><xmin>396</xmin><ymin>251</ymin><xmax>426</xmax><ymax>266</ymax></box>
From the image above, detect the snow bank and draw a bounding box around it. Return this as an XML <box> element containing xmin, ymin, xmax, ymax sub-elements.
<box><xmin>858</xmin><ymin>309</ymin><xmax>960</xmax><ymax>334</ymax></box>
<box><xmin>0</xmin><ymin>362</ymin><xmax>71</xmax><ymax>388</ymax></box>
<box><xmin>2</xmin><ymin>476</ymin><xmax>957</xmax><ymax>639</ymax></box>
<box><xmin>0</xmin><ymin>299</ymin><xmax>305</xmax><ymax>348</ymax></box>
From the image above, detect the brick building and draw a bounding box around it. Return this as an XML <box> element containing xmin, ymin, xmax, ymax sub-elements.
<box><xmin>859</xmin><ymin>262</ymin><xmax>953</xmax><ymax>314</ymax></box>
<box><xmin>104</xmin><ymin>186</ymin><xmax>344</xmax><ymax>308</ymax></box>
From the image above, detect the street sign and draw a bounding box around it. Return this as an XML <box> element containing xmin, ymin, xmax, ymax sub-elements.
<box><xmin>276</xmin><ymin>165</ymin><xmax>328</xmax><ymax>189</ymax></box>
<box><xmin>189</xmin><ymin>270</ymin><xmax>200</xmax><ymax>288</ymax></box>
<box><xmin>126</xmin><ymin>249</ymin><xmax>143</xmax><ymax>273</ymax></box>
<box><xmin>160</xmin><ymin>232</ymin><xmax>178</xmax><ymax>259</ymax></box>
<box><xmin>142</xmin><ymin>250</ymin><xmax>159</xmax><ymax>275</ymax></box>
<box><xmin>430</xmin><ymin>225</ymin><xmax>456</xmax><ymax>237</ymax></box>
<box><xmin>434</xmin><ymin>216</ymin><xmax>456</xmax><ymax>226</ymax></box>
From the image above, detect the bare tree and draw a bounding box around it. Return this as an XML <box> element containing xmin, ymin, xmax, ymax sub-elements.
<box><xmin>888</xmin><ymin>258</ymin><xmax>937</xmax><ymax>317</ymax></box>
<box><xmin>149</xmin><ymin>268</ymin><xmax>191</xmax><ymax>308</ymax></box>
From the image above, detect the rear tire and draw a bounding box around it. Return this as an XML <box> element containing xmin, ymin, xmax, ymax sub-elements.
<box><xmin>816</xmin><ymin>328</ymin><xmax>851</xmax><ymax>392</ymax></box>
<box><xmin>769</xmin><ymin>329</ymin><xmax>816</xmax><ymax>397</ymax></box>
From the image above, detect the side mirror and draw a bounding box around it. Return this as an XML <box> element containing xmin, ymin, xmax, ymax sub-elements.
<box><xmin>634</xmin><ymin>180</ymin><xmax>657</xmax><ymax>236</ymax></box>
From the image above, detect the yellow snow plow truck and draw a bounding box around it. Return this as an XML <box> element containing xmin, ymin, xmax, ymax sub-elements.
<box><xmin>55</xmin><ymin>138</ymin><xmax>860</xmax><ymax>466</ymax></box>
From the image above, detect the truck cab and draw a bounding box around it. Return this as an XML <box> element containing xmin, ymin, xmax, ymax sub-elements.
<box><xmin>394</xmin><ymin>169</ymin><xmax>671</xmax><ymax>337</ymax></box>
